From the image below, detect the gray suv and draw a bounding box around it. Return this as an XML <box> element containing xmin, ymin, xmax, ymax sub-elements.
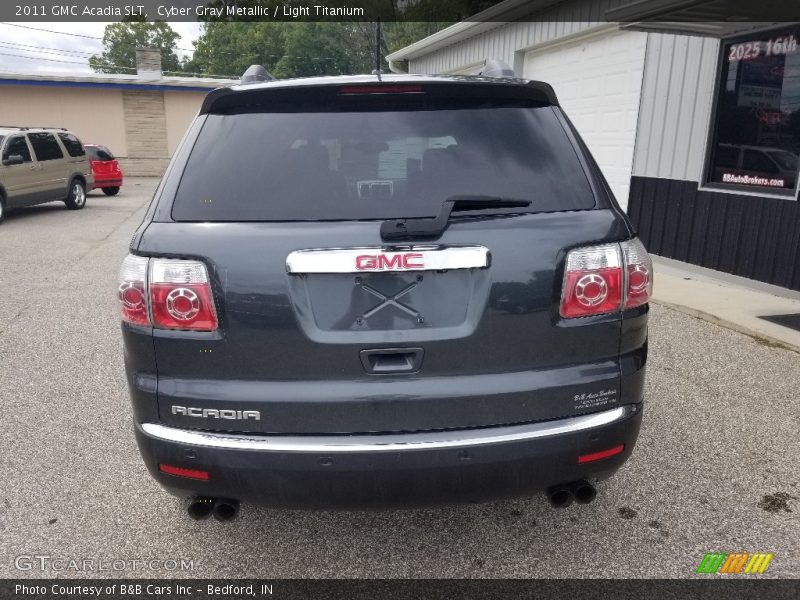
<box><xmin>0</xmin><ymin>126</ymin><xmax>94</xmax><ymax>224</ymax></box>
<box><xmin>120</xmin><ymin>69</ymin><xmax>652</xmax><ymax>521</ymax></box>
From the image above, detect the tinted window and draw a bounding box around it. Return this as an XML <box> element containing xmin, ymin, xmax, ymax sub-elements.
<box><xmin>172</xmin><ymin>106</ymin><xmax>595</xmax><ymax>221</ymax></box>
<box><xmin>3</xmin><ymin>136</ymin><xmax>32</xmax><ymax>162</ymax></box>
<box><xmin>707</xmin><ymin>27</ymin><xmax>800</xmax><ymax>191</ymax></box>
<box><xmin>28</xmin><ymin>132</ymin><xmax>64</xmax><ymax>161</ymax></box>
<box><xmin>715</xmin><ymin>145</ymin><xmax>739</xmax><ymax>169</ymax></box>
<box><xmin>86</xmin><ymin>146</ymin><xmax>114</xmax><ymax>161</ymax></box>
<box><xmin>742</xmin><ymin>149</ymin><xmax>779</xmax><ymax>173</ymax></box>
<box><xmin>57</xmin><ymin>132</ymin><xmax>85</xmax><ymax>157</ymax></box>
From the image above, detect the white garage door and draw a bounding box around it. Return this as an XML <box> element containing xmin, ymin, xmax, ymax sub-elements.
<box><xmin>523</xmin><ymin>29</ymin><xmax>647</xmax><ymax>210</ymax></box>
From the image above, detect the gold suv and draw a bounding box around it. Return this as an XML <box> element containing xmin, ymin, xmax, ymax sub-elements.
<box><xmin>0</xmin><ymin>126</ymin><xmax>94</xmax><ymax>224</ymax></box>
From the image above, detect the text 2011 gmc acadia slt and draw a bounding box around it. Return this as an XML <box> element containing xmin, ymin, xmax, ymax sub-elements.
<box><xmin>120</xmin><ymin>66</ymin><xmax>651</xmax><ymax>521</ymax></box>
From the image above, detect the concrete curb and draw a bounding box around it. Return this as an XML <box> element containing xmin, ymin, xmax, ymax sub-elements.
<box><xmin>651</xmin><ymin>299</ymin><xmax>800</xmax><ymax>355</ymax></box>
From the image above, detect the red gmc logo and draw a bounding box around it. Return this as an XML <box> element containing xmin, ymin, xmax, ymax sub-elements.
<box><xmin>355</xmin><ymin>252</ymin><xmax>424</xmax><ymax>271</ymax></box>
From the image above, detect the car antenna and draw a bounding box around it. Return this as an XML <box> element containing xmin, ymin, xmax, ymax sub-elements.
<box><xmin>372</xmin><ymin>19</ymin><xmax>383</xmax><ymax>81</ymax></box>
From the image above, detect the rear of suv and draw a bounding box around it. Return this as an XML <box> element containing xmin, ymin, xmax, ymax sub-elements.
<box><xmin>0</xmin><ymin>126</ymin><xmax>93</xmax><ymax>223</ymax></box>
<box><xmin>121</xmin><ymin>71</ymin><xmax>651</xmax><ymax>518</ymax></box>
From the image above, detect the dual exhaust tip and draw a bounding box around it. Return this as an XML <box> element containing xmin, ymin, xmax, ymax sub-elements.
<box><xmin>546</xmin><ymin>480</ymin><xmax>597</xmax><ymax>508</ymax></box>
<box><xmin>187</xmin><ymin>496</ymin><xmax>240</xmax><ymax>521</ymax></box>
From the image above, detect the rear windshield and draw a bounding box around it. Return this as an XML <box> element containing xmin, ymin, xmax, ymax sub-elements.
<box><xmin>172</xmin><ymin>105</ymin><xmax>595</xmax><ymax>222</ymax></box>
<box><xmin>87</xmin><ymin>146</ymin><xmax>114</xmax><ymax>161</ymax></box>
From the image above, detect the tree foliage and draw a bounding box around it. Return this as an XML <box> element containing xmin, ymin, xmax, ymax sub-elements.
<box><xmin>185</xmin><ymin>21</ymin><xmax>451</xmax><ymax>79</ymax></box>
<box><xmin>89</xmin><ymin>21</ymin><xmax>184</xmax><ymax>75</ymax></box>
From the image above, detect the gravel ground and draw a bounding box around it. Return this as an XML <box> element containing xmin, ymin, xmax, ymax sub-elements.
<box><xmin>0</xmin><ymin>179</ymin><xmax>797</xmax><ymax>579</ymax></box>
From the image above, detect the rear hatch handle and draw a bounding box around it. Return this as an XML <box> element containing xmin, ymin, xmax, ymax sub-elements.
<box><xmin>360</xmin><ymin>348</ymin><xmax>424</xmax><ymax>374</ymax></box>
<box><xmin>380</xmin><ymin>195</ymin><xmax>532</xmax><ymax>241</ymax></box>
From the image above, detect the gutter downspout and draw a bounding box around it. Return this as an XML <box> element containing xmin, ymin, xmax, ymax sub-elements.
<box><xmin>387</xmin><ymin>58</ymin><xmax>408</xmax><ymax>74</ymax></box>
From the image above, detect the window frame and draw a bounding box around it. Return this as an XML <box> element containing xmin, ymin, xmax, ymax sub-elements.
<box><xmin>57</xmin><ymin>132</ymin><xmax>86</xmax><ymax>158</ymax></box>
<box><xmin>702</xmin><ymin>26</ymin><xmax>800</xmax><ymax>200</ymax></box>
<box><xmin>27</xmin><ymin>132</ymin><xmax>65</xmax><ymax>162</ymax></box>
<box><xmin>2</xmin><ymin>135</ymin><xmax>33</xmax><ymax>163</ymax></box>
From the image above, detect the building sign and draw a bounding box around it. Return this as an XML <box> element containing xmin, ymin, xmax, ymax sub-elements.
<box><xmin>707</xmin><ymin>27</ymin><xmax>800</xmax><ymax>193</ymax></box>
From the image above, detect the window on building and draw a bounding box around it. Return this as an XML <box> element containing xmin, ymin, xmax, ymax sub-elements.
<box><xmin>3</xmin><ymin>136</ymin><xmax>32</xmax><ymax>162</ymax></box>
<box><xmin>706</xmin><ymin>27</ymin><xmax>800</xmax><ymax>194</ymax></box>
<box><xmin>57</xmin><ymin>132</ymin><xmax>86</xmax><ymax>158</ymax></box>
<box><xmin>28</xmin><ymin>132</ymin><xmax>64</xmax><ymax>161</ymax></box>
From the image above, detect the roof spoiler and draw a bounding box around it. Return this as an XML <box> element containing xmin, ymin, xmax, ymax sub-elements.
<box><xmin>240</xmin><ymin>65</ymin><xmax>275</xmax><ymax>85</ymax></box>
<box><xmin>479</xmin><ymin>60</ymin><xmax>515</xmax><ymax>78</ymax></box>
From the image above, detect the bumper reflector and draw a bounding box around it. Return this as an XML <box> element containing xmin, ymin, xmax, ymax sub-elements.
<box><xmin>577</xmin><ymin>444</ymin><xmax>625</xmax><ymax>464</ymax></box>
<box><xmin>159</xmin><ymin>464</ymin><xmax>209</xmax><ymax>480</ymax></box>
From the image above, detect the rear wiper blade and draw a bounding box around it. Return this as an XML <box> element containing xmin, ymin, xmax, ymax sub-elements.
<box><xmin>380</xmin><ymin>195</ymin><xmax>532</xmax><ymax>241</ymax></box>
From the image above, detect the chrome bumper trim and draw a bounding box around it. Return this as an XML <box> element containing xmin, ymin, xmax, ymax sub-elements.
<box><xmin>141</xmin><ymin>406</ymin><xmax>628</xmax><ymax>453</ymax></box>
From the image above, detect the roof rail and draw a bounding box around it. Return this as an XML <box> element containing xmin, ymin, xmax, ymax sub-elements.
<box><xmin>240</xmin><ymin>65</ymin><xmax>275</xmax><ymax>85</ymax></box>
<box><xmin>0</xmin><ymin>125</ymin><xmax>67</xmax><ymax>131</ymax></box>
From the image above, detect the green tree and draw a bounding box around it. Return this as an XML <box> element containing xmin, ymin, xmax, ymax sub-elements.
<box><xmin>89</xmin><ymin>21</ymin><xmax>183</xmax><ymax>75</ymax></box>
<box><xmin>185</xmin><ymin>21</ymin><xmax>453</xmax><ymax>78</ymax></box>
<box><xmin>274</xmin><ymin>23</ymin><xmax>373</xmax><ymax>77</ymax></box>
<box><xmin>184</xmin><ymin>22</ymin><xmax>287</xmax><ymax>77</ymax></box>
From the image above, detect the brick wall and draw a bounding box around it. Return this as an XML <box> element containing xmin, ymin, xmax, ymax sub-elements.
<box><xmin>121</xmin><ymin>90</ymin><xmax>170</xmax><ymax>176</ymax></box>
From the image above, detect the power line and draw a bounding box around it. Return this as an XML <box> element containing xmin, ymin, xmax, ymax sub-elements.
<box><xmin>0</xmin><ymin>22</ymin><xmax>103</xmax><ymax>40</ymax></box>
<box><xmin>0</xmin><ymin>49</ymin><xmax>134</xmax><ymax>69</ymax></box>
<box><xmin>0</xmin><ymin>22</ymin><xmax>198</xmax><ymax>53</ymax></box>
<box><xmin>0</xmin><ymin>22</ymin><xmax>361</xmax><ymax>70</ymax></box>
<box><xmin>0</xmin><ymin>41</ymin><xmax>98</xmax><ymax>58</ymax></box>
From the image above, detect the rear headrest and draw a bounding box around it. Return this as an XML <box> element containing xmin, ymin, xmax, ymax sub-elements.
<box><xmin>289</xmin><ymin>144</ymin><xmax>330</xmax><ymax>170</ymax></box>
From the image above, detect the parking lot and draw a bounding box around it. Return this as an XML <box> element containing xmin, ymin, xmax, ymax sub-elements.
<box><xmin>0</xmin><ymin>178</ymin><xmax>797</xmax><ymax>579</ymax></box>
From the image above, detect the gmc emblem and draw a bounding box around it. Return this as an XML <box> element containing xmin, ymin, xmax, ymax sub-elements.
<box><xmin>355</xmin><ymin>252</ymin><xmax>424</xmax><ymax>271</ymax></box>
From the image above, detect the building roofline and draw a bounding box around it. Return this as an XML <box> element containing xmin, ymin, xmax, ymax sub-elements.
<box><xmin>0</xmin><ymin>71</ymin><xmax>237</xmax><ymax>91</ymax></box>
<box><xmin>385</xmin><ymin>0</ymin><xmax>563</xmax><ymax>65</ymax></box>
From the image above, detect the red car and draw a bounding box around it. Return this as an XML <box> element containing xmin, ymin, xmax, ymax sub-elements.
<box><xmin>85</xmin><ymin>144</ymin><xmax>123</xmax><ymax>196</ymax></box>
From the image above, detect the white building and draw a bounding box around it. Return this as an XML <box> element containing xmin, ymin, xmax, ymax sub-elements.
<box><xmin>387</xmin><ymin>0</ymin><xmax>800</xmax><ymax>291</ymax></box>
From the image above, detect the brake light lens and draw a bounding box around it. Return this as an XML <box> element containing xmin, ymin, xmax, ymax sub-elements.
<box><xmin>560</xmin><ymin>238</ymin><xmax>652</xmax><ymax>318</ymax></box>
<box><xmin>560</xmin><ymin>244</ymin><xmax>623</xmax><ymax>318</ymax></box>
<box><xmin>117</xmin><ymin>255</ymin><xmax>218</xmax><ymax>331</ymax></box>
<box><xmin>621</xmin><ymin>238</ymin><xmax>653</xmax><ymax>309</ymax></box>
<box><xmin>149</xmin><ymin>259</ymin><xmax>218</xmax><ymax>331</ymax></box>
<box><xmin>118</xmin><ymin>255</ymin><xmax>149</xmax><ymax>326</ymax></box>
<box><xmin>339</xmin><ymin>84</ymin><xmax>423</xmax><ymax>95</ymax></box>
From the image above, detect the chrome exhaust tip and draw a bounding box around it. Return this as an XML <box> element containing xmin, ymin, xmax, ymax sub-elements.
<box><xmin>546</xmin><ymin>486</ymin><xmax>574</xmax><ymax>508</ymax></box>
<box><xmin>570</xmin><ymin>480</ymin><xmax>597</xmax><ymax>504</ymax></box>
<box><xmin>187</xmin><ymin>496</ymin><xmax>215</xmax><ymax>520</ymax></box>
<box><xmin>212</xmin><ymin>498</ymin><xmax>240</xmax><ymax>522</ymax></box>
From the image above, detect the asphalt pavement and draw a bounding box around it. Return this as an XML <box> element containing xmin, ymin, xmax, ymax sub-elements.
<box><xmin>0</xmin><ymin>179</ymin><xmax>797</xmax><ymax>579</ymax></box>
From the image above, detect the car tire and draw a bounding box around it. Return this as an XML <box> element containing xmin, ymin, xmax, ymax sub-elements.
<box><xmin>102</xmin><ymin>187</ymin><xmax>120</xmax><ymax>196</ymax></box>
<box><xmin>0</xmin><ymin>193</ymin><xmax>5</xmax><ymax>224</ymax></box>
<box><xmin>65</xmin><ymin>179</ymin><xmax>87</xmax><ymax>210</ymax></box>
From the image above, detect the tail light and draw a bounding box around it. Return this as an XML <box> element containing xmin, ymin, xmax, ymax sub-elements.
<box><xmin>117</xmin><ymin>255</ymin><xmax>218</xmax><ymax>331</ymax></box>
<box><xmin>149</xmin><ymin>259</ymin><xmax>217</xmax><ymax>331</ymax></box>
<box><xmin>560</xmin><ymin>238</ymin><xmax>652</xmax><ymax>318</ymax></box>
<box><xmin>118</xmin><ymin>255</ymin><xmax>149</xmax><ymax>326</ymax></box>
<box><xmin>621</xmin><ymin>238</ymin><xmax>653</xmax><ymax>309</ymax></box>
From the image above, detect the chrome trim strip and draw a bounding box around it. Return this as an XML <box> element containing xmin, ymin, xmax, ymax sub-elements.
<box><xmin>286</xmin><ymin>245</ymin><xmax>490</xmax><ymax>274</ymax></box>
<box><xmin>141</xmin><ymin>406</ymin><xmax>628</xmax><ymax>453</ymax></box>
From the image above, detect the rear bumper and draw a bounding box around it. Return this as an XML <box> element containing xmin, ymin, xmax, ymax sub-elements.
<box><xmin>135</xmin><ymin>403</ymin><xmax>643</xmax><ymax>508</ymax></box>
<box><xmin>93</xmin><ymin>177</ymin><xmax>123</xmax><ymax>188</ymax></box>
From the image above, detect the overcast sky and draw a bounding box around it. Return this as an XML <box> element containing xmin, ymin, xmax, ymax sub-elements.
<box><xmin>0</xmin><ymin>21</ymin><xmax>202</xmax><ymax>75</ymax></box>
